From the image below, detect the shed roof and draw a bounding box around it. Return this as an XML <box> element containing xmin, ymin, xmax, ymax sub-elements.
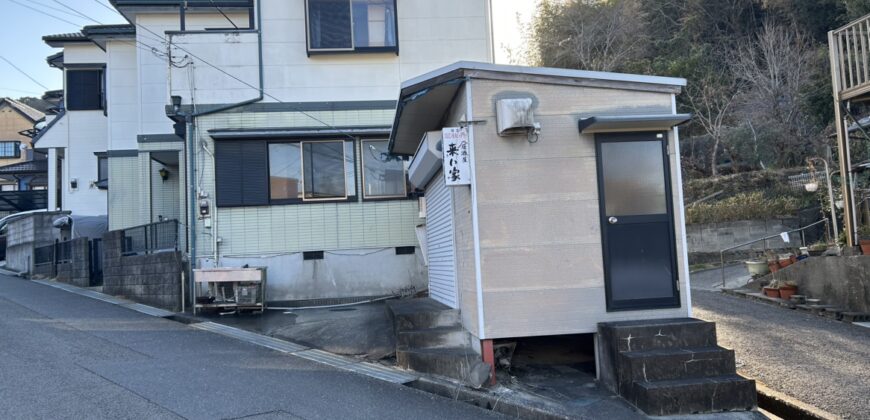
<box><xmin>0</xmin><ymin>98</ymin><xmax>45</xmax><ymax>122</ymax></box>
<box><xmin>0</xmin><ymin>159</ymin><xmax>48</xmax><ymax>176</ymax></box>
<box><xmin>388</xmin><ymin>62</ymin><xmax>687</xmax><ymax>155</ymax></box>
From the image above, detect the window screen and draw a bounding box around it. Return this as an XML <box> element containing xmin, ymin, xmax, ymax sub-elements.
<box><xmin>66</xmin><ymin>70</ymin><xmax>104</xmax><ymax>111</ymax></box>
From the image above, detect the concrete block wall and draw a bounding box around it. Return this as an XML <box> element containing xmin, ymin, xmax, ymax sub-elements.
<box><xmin>5</xmin><ymin>212</ymin><xmax>69</xmax><ymax>273</ymax></box>
<box><xmin>55</xmin><ymin>238</ymin><xmax>90</xmax><ymax>288</ymax></box>
<box><xmin>102</xmin><ymin>230</ymin><xmax>184</xmax><ymax>311</ymax></box>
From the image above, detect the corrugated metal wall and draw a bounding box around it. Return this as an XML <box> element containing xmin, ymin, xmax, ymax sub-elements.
<box><xmin>425</xmin><ymin>171</ymin><xmax>458</xmax><ymax>308</ymax></box>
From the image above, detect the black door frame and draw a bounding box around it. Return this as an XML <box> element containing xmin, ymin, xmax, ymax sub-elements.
<box><xmin>595</xmin><ymin>131</ymin><xmax>681</xmax><ymax>312</ymax></box>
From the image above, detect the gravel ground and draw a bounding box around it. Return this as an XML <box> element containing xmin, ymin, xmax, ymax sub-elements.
<box><xmin>692</xmin><ymin>290</ymin><xmax>870</xmax><ymax>419</ymax></box>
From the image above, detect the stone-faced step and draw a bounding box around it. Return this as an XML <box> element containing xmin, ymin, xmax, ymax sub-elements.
<box><xmin>599</xmin><ymin>318</ymin><xmax>718</xmax><ymax>353</ymax></box>
<box><xmin>617</xmin><ymin>346</ymin><xmax>736</xmax><ymax>394</ymax></box>
<box><xmin>842</xmin><ymin>312</ymin><xmax>870</xmax><ymax>322</ymax></box>
<box><xmin>396</xmin><ymin>346</ymin><xmax>491</xmax><ymax>388</ymax></box>
<box><xmin>629</xmin><ymin>374</ymin><xmax>757</xmax><ymax>416</ymax></box>
<box><xmin>397</xmin><ymin>326</ymin><xmax>471</xmax><ymax>350</ymax></box>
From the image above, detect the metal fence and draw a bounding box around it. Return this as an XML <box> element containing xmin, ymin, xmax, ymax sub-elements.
<box><xmin>33</xmin><ymin>243</ymin><xmax>55</xmax><ymax>267</ymax></box>
<box><xmin>121</xmin><ymin>220</ymin><xmax>179</xmax><ymax>256</ymax></box>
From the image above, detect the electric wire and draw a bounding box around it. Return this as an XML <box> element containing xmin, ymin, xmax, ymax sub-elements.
<box><xmin>5</xmin><ymin>0</ymin><xmax>87</xmax><ymax>27</ymax></box>
<box><xmin>0</xmin><ymin>56</ymin><xmax>51</xmax><ymax>91</ymax></box>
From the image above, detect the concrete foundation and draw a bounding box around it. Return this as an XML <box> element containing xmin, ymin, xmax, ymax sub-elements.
<box><xmin>200</xmin><ymin>248</ymin><xmax>427</xmax><ymax>303</ymax></box>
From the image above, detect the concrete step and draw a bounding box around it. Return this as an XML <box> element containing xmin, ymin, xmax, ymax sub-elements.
<box><xmin>386</xmin><ymin>298</ymin><xmax>461</xmax><ymax>331</ymax></box>
<box><xmin>396</xmin><ymin>347</ymin><xmax>491</xmax><ymax>388</ymax></box>
<box><xmin>599</xmin><ymin>318</ymin><xmax>718</xmax><ymax>353</ymax></box>
<box><xmin>397</xmin><ymin>326</ymin><xmax>470</xmax><ymax>350</ymax></box>
<box><xmin>629</xmin><ymin>375</ymin><xmax>757</xmax><ymax>416</ymax></box>
<box><xmin>617</xmin><ymin>346</ymin><xmax>736</xmax><ymax>394</ymax></box>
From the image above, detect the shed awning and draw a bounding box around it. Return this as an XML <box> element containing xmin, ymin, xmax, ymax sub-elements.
<box><xmin>577</xmin><ymin>114</ymin><xmax>691</xmax><ymax>134</ymax></box>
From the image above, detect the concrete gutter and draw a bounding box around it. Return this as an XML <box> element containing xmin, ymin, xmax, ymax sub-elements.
<box><xmin>755</xmin><ymin>382</ymin><xmax>839</xmax><ymax>420</ymax></box>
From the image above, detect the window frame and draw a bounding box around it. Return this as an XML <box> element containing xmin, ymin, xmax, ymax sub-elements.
<box><xmin>267</xmin><ymin>138</ymin><xmax>358</xmax><ymax>205</ymax></box>
<box><xmin>65</xmin><ymin>67</ymin><xmax>106</xmax><ymax>112</ymax></box>
<box><xmin>0</xmin><ymin>141</ymin><xmax>21</xmax><ymax>159</ymax></box>
<box><xmin>360</xmin><ymin>138</ymin><xmax>408</xmax><ymax>201</ymax></box>
<box><xmin>304</xmin><ymin>0</ymin><xmax>399</xmax><ymax>56</ymax></box>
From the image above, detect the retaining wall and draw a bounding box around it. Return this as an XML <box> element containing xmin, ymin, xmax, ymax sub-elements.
<box><xmin>687</xmin><ymin>218</ymin><xmax>803</xmax><ymax>264</ymax></box>
<box><xmin>55</xmin><ymin>238</ymin><xmax>90</xmax><ymax>288</ymax></box>
<box><xmin>751</xmin><ymin>256</ymin><xmax>870</xmax><ymax>313</ymax></box>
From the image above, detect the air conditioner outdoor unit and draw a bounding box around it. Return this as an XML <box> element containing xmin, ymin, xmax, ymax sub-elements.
<box><xmin>408</xmin><ymin>130</ymin><xmax>443</xmax><ymax>189</ymax></box>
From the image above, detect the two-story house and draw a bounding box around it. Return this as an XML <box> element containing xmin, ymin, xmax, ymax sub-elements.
<box><xmin>39</xmin><ymin>0</ymin><xmax>493</xmax><ymax>304</ymax></box>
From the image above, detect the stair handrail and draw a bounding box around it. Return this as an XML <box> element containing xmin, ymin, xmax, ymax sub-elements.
<box><xmin>718</xmin><ymin>218</ymin><xmax>831</xmax><ymax>288</ymax></box>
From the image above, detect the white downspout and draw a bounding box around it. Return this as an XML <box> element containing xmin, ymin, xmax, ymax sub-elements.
<box><xmin>465</xmin><ymin>79</ymin><xmax>486</xmax><ymax>339</ymax></box>
<box><xmin>672</xmin><ymin>94</ymin><xmax>692</xmax><ymax>316</ymax></box>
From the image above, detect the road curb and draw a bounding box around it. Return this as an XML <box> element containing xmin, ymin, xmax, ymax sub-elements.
<box><xmin>407</xmin><ymin>377</ymin><xmax>571</xmax><ymax>420</ymax></box>
<box><xmin>755</xmin><ymin>381</ymin><xmax>839</xmax><ymax>420</ymax></box>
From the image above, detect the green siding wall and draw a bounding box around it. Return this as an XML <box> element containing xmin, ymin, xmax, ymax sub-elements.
<box><xmin>194</xmin><ymin>108</ymin><xmax>421</xmax><ymax>258</ymax></box>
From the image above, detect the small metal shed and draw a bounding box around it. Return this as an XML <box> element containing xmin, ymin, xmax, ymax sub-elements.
<box><xmin>389</xmin><ymin>62</ymin><xmax>691</xmax><ymax>343</ymax></box>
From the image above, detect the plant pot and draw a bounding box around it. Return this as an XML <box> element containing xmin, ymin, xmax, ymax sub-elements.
<box><xmin>778</xmin><ymin>258</ymin><xmax>793</xmax><ymax>268</ymax></box>
<box><xmin>789</xmin><ymin>255</ymin><xmax>797</xmax><ymax>264</ymax></box>
<box><xmin>779</xmin><ymin>285</ymin><xmax>798</xmax><ymax>301</ymax></box>
<box><xmin>860</xmin><ymin>239</ymin><xmax>870</xmax><ymax>255</ymax></box>
<box><xmin>768</xmin><ymin>261</ymin><xmax>780</xmax><ymax>273</ymax></box>
<box><xmin>745</xmin><ymin>260</ymin><xmax>770</xmax><ymax>276</ymax></box>
<box><xmin>763</xmin><ymin>287</ymin><xmax>780</xmax><ymax>298</ymax></box>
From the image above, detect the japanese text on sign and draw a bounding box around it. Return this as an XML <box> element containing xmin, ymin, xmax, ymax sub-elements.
<box><xmin>442</xmin><ymin>127</ymin><xmax>470</xmax><ymax>186</ymax></box>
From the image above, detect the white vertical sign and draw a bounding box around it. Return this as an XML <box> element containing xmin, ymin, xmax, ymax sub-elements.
<box><xmin>442</xmin><ymin>127</ymin><xmax>471</xmax><ymax>186</ymax></box>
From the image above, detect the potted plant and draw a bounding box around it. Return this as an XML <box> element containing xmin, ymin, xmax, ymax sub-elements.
<box><xmin>745</xmin><ymin>258</ymin><xmax>770</xmax><ymax>276</ymax></box>
<box><xmin>762</xmin><ymin>279</ymin><xmax>781</xmax><ymax>298</ymax></box>
<box><xmin>779</xmin><ymin>280</ymin><xmax>798</xmax><ymax>300</ymax></box>
<box><xmin>765</xmin><ymin>250</ymin><xmax>780</xmax><ymax>273</ymax></box>
<box><xmin>859</xmin><ymin>225</ymin><xmax>870</xmax><ymax>255</ymax></box>
<box><xmin>778</xmin><ymin>253</ymin><xmax>794</xmax><ymax>268</ymax></box>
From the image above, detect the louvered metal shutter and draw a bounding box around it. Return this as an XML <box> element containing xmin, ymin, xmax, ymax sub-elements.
<box><xmin>215</xmin><ymin>140</ymin><xmax>268</xmax><ymax>207</ymax></box>
<box><xmin>425</xmin><ymin>171</ymin><xmax>458</xmax><ymax>308</ymax></box>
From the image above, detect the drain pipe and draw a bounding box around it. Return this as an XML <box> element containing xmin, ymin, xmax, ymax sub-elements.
<box><xmin>177</xmin><ymin>0</ymin><xmax>265</xmax><ymax>305</ymax></box>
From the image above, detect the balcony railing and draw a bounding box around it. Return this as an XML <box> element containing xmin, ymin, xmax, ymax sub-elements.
<box><xmin>831</xmin><ymin>14</ymin><xmax>870</xmax><ymax>100</ymax></box>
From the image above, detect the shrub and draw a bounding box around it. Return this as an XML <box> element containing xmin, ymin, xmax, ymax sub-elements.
<box><xmin>686</xmin><ymin>191</ymin><xmax>802</xmax><ymax>224</ymax></box>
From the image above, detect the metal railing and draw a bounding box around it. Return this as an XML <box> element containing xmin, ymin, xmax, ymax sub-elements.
<box><xmin>831</xmin><ymin>15</ymin><xmax>870</xmax><ymax>98</ymax></box>
<box><xmin>121</xmin><ymin>219</ymin><xmax>179</xmax><ymax>256</ymax></box>
<box><xmin>33</xmin><ymin>243</ymin><xmax>54</xmax><ymax>267</ymax></box>
<box><xmin>719</xmin><ymin>218</ymin><xmax>831</xmax><ymax>288</ymax></box>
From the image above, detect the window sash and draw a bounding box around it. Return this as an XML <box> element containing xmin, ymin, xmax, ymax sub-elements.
<box><xmin>268</xmin><ymin>140</ymin><xmax>356</xmax><ymax>203</ymax></box>
<box><xmin>97</xmin><ymin>157</ymin><xmax>108</xmax><ymax>183</ymax></box>
<box><xmin>306</xmin><ymin>0</ymin><xmax>397</xmax><ymax>52</ymax></box>
<box><xmin>0</xmin><ymin>142</ymin><xmax>20</xmax><ymax>158</ymax></box>
<box><xmin>361</xmin><ymin>139</ymin><xmax>406</xmax><ymax>199</ymax></box>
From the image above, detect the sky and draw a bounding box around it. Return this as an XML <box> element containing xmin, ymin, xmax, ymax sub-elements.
<box><xmin>0</xmin><ymin>0</ymin><xmax>536</xmax><ymax>99</ymax></box>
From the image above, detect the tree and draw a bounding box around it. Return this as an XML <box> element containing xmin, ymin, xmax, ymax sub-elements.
<box><xmin>731</xmin><ymin>23</ymin><xmax>823</xmax><ymax>167</ymax></box>
<box><xmin>684</xmin><ymin>67</ymin><xmax>741</xmax><ymax>176</ymax></box>
<box><xmin>530</xmin><ymin>0</ymin><xmax>649</xmax><ymax>72</ymax></box>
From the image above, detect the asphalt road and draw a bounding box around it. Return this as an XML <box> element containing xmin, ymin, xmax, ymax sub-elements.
<box><xmin>0</xmin><ymin>275</ymin><xmax>502</xmax><ymax>420</ymax></box>
<box><xmin>692</xmin><ymin>290</ymin><xmax>870</xmax><ymax>419</ymax></box>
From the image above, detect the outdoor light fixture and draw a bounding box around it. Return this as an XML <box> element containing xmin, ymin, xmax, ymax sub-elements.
<box><xmin>159</xmin><ymin>168</ymin><xmax>170</xmax><ymax>181</ymax></box>
<box><xmin>171</xmin><ymin>95</ymin><xmax>182</xmax><ymax>113</ymax></box>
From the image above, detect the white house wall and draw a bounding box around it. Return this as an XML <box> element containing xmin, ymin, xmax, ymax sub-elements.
<box><xmin>107</xmin><ymin>41</ymin><xmax>139</xmax><ymax>151</ymax></box>
<box><xmin>62</xmin><ymin>44</ymin><xmax>106</xmax><ymax>64</ymax></box>
<box><xmin>168</xmin><ymin>0</ymin><xmax>493</xmax><ymax>104</ymax></box>
<box><xmin>62</xmin><ymin>111</ymin><xmax>108</xmax><ymax>216</ymax></box>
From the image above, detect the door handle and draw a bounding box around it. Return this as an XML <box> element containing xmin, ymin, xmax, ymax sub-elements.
<box><xmin>608</xmin><ymin>216</ymin><xmax>618</xmax><ymax>224</ymax></box>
